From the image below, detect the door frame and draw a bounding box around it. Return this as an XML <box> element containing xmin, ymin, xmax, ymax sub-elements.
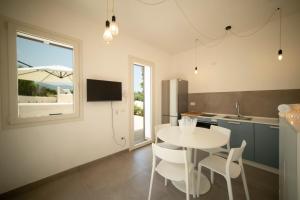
<box><xmin>128</xmin><ymin>56</ymin><xmax>155</xmax><ymax>151</ymax></box>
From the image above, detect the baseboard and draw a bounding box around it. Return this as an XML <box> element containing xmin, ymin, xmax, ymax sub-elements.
<box><xmin>129</xmin><ymin>139</ymin><xmax>152</xmax><ymax>151</ymax></box>
<box><xmin>243</xmin><ymin>159</ymin><xmax>279</xmax><ymax>174</ymax></box>
<box><xmin>0</xmin><ymin>148</ymin><xmax>129</xmax><ymax>198</ymax></box>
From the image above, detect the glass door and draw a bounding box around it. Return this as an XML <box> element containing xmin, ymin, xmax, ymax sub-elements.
<box><xmin>133</xmin><ymin>64</ymin><xmax>152</xmax><ymax>145</ymax></box>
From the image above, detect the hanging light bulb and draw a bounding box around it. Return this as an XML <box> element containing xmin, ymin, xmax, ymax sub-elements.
<box><xmin>110</xmin><ymin>0</ymin><xmax>119</xmax><ymax>36</ymax></box>
<box><xmin>278</xmin><ymin>49</ymin><xmax>283</xmax><ymax>61</ymax></box>
<box><xmin>103</xmin><ymin>20</ymin><xmax>113</xmax><ymax>44</ymax></box>
<box><xmin>194</xmin><ymin>66</ymin><xmax>198</xmax><ymax>74</ymax></box>
<box><xmin>110</xmin><ymin>15</ymin><xmax>119</xmax><ymax>36</ymax></box>
<box><xmin>277</xmin><ymin>8</ymin><xmax>283</xmax><ymax>61</ymax></box>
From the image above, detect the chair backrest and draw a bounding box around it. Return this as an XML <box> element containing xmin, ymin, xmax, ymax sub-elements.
<box><xmin>154</xmin><ymin>123</ymin><xmax>171</xmax><ymax>143</ymax></box>
<box><xmin>152</xmin><ymin>143</ymin><xmax>187</xmax><ymax>164</ymax></box>
<box><xmin>154</xmin><ymin>123</ymin><xmax>171</xmax><ymax>136</ymax></box>
<box><xmin>227</xmin><ymin>140</ymin><xmax>247</xmax><ymax>163</ymax></box>
<box><xmin>210</xmin><ymin>125</ymin><xmax>231</xmax><ymax>137</ymax></box>
<box><xmin>210</xmin><ymin>125</ymin><xmax>231</xmax><ymax>150</ymax></box>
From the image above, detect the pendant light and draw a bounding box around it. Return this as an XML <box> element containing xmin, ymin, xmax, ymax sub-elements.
<box><xmin>110</xmin><ymin>0</ymin><xmax>119</xmax><ymax>36</ymax></box>
<box><xmin>277</xmin><ymin>8</ymin><xmax>283</xmax><ymax>61</ymax></box>
<box><xmin>103</xmin><ymin>0</ymin><xmax>113</xmax><ymax>44</ymax></box>
<box><xmin>194</xmin><ymin>39</ymin><xmax>199</xmax><ymax>74</ymax></box>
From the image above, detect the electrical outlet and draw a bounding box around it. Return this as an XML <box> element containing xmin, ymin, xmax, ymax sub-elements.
<box><xmin>121</xmin><ymin>137</ymin><xmax>125</xmax><ymax>140</ymax></box>
<box><xmin>190</xmin><ymin>102</ymin><xmax>196</xmax><ymax>106</ymax></box>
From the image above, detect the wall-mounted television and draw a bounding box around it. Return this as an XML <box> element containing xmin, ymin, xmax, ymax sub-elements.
<box><xmin>87</xmin><ymin>79</ymin><xmax>122</xmax><ymax>101</ymax></box>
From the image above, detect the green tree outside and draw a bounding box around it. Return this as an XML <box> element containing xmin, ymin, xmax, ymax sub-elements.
<box><xmin>18</xmin><ymin>79</ymin><xmax>57</xmax><ymax>97</ymax></box>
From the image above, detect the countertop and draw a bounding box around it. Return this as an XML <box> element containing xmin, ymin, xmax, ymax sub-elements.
<box><xmin>182</xmin><ymin>112</ymin><xmax>279</xmax><ymax>126</ymax></box>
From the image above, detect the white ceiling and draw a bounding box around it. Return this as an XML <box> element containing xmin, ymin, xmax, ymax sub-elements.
<box><xmin>57</xmin><ymin>0</ymin><xmax>300</xmax><ymax>54</ymax></box>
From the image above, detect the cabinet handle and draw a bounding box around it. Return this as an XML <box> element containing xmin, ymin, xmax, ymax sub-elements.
<box><xmin>227</xmin><ymin>121</ymin><xmax>241</xmax><ymax>125</ymax></box>
<box><xmin>269</xmin><ymin>125</ymin><xmax>279</xmax><ymax>129</ymax></box>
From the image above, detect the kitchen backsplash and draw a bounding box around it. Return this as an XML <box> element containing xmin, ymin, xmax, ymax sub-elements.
<box><xmin>188</xmin><ymin>89</ymin><xmax>300</xmax><ymax>118</ymax></box>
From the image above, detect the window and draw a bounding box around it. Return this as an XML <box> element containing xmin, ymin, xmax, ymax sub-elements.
<box><xmin>2</xmin><ymin>21</ymin><xmax>82</xmax><ymax>127</ymax></box>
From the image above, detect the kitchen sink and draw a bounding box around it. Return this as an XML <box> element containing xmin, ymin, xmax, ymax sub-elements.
<box><xmin>199</xmin><ymin>113</ymin><xmax>216</xmax><ymax>117</ymax></box>
<box><xmin>223</xmin><ymin>115</ymin><xmax>252</xmax><ymax>121</ymax></box>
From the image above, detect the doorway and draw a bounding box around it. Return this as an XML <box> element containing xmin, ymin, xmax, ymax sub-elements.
<box><xmin>129</xmin><ymin>57</ymin><xmax>153</xmax><ymax>149</ymax></box>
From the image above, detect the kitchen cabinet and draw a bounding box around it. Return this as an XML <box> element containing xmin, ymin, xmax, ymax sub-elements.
<box><xmin>218</xmin><ymin>120</ymin><xmax>255</xmax><ymax>161</ymax></box>
<box><xmin>254</xmin><ymin>124</ymin><xmax>279</xmax><ymax>168</ymax></box>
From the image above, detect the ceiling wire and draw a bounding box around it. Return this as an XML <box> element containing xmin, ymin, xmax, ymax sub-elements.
<box><xmin>229</xmin><ymin>8</ymin><xmax>278</xmax><ymax>38</ymax></box>
<box><xmin>106</xmin><ymin>0</ymin><xmax>109</xmax><ymax>19</ymax></box>
<box><xmin>135</xmin><ymin>0</ymin><xmax>168</xmax><ymax>6</ymax></box>
<box><xmin>199</xmin><ymin>31</ymin><xmax>229</xmax><ymax>48</ymax></box>
<box><xmin>195</xmin><ymin>39</ymin><xmax>198</xmax><ymax>67</ymax></box>
<box><xmin>279</xmin><ymin>8</ymin><xmax>282</xmax><ymax>49</ymax></box>
<box><xmin>134</xmin><ymin>0</ymin><xmax>281</xmax><ymax>49</ymax></box>
<box><xmin>173</xmin><ymin>0</ymin><xmax>226</xmax><ymax>41</ymax></box>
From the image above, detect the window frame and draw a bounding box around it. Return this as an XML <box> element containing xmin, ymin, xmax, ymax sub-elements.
<box><xmin>1</xmin><ymin>19</ymin><xmax>83</xmax><ymax>128</ymax></box>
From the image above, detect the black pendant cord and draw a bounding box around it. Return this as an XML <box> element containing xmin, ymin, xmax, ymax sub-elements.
<box><xmin>112</xmin><ymin>0</ymin><xmax>116</xmax><ymax>21</ymax></box>
<box><xmin>112</xmin><ymin>0</ymin><xmax>115</xmax><ymax>15</ymax></box>
<box><xmin>106</xmin><ymin>0</ymin><xmax>109</xmax><ymax>20</ymax></box>
<box><xmin>194</xmin><ymin>39</ymin><xmax>198</xmax><ymax>73</ymax></box>
<box><xmin>279</xmin><ymin>8</ymin><xmax>282</xmax><ymax>50</ymax></box>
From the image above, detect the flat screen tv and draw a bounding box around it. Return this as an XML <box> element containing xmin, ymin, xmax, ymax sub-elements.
<box><xmin>87</xmin><ymin>79</ymin><xmax>122</xmax><ymax>101</ymax></box>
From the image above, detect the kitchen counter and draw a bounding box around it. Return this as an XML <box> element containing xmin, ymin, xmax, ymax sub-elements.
<box><xmin>182</xmin><ymin>112</ymin><xmax>279</xmax><ymax>126</ymax></box>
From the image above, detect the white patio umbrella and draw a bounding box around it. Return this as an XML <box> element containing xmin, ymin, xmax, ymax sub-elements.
<box><xmin>18</xmin><ymin>65</ymin><xmax>73</xmax><ymax>84</ymax></box>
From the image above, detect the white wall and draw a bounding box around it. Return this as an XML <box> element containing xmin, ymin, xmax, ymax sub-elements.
<box><xmin>172</xmin><ymin>12</ymin><xmax>300</xmax><ymax>93</ymax></box>
<box><xmin>0</xmin><ymin>0</ymin><xmax>172</xmax><ymax>193</ymax></box>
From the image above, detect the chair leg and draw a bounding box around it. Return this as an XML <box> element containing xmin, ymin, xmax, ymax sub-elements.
<box><xmin>226</xmin><ymin>176</ymin><xmax>234</xmax><ymax>200</ymax></box>
<box><xmin>196</xmin><ymin>165</ymin><xmax>202</xmax><ymax>198</ymax></box>
<box><xmin>148</xmin><ymin>166</ymin><xmax>155</xmax><ymax>200</ymax></box>
<box><xmin>210</xmin><ymin>170</ymin><xmax>214</xmax><ymax>184</ymax></box>
<box><xmin>164</xmin><ymin>178</ymin><xmax>168</xmax><ymax>186</ymax></box>
<box><xmin>241</xmin><ymin>167</ymin><xmax>250</xmax><ymax>200</ymax></box>
<box><xmin>193</xmin><ymin>149</ymin><xmax>197</xmax><ymax>168</ymax></box>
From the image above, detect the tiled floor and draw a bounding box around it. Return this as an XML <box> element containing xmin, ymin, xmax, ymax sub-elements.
<box><xmin>3</xmin><ymin>145</ymin><xmax>278</xmax><ymax>200</ymax></box>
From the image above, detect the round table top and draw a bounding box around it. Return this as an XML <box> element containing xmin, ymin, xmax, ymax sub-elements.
<box><xmin>157</xmin><ymin>126</ymin><xmax>229</xmax><ymax>150</ymax></box>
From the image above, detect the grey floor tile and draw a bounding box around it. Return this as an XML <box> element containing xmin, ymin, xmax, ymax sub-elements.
<box><xmin>3</xmin><ymin>145</ymin><xmax>278</xmax><ymax>200</ymax></box>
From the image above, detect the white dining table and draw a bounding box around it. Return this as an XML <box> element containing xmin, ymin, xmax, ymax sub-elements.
<box><xmin>157</xmin><ymin>126</ymin><xmax>229</xmax><ymax>195</ymax></box>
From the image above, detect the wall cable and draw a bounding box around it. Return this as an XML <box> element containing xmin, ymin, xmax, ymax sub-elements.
<box><xmin>110</xmin><ymin>101</ymin><xmax>126</xmax><ymax>147</ymax></box>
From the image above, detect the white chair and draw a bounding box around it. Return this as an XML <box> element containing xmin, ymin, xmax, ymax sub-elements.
<box><xmin>196</xmin><ymin>140</ymin><xmax>250</xmax><ymax>200</ymax></box>
<box><xmin>204</xmin><ymin>125</ymin><xmax>231</xmax><ymax>184</ymax></box>
<box><xmin>209</xmin><ymin>125</ymin><xmax>231</xmax><ymax>153</ymax></box>
<box><xmin>154</xmin><ymin>123</ymin><xmax>179</xmax><ymax>150</ymax></box>
<box><xmin>148</xmin><ymin>143</ymin><xmax>195</xmax><ymax>200</ymax></box>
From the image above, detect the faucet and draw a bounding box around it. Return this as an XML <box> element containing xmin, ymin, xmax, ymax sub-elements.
<box><xmin>235</xmin><ymin>101</ymin><xmax>241</xmax><ymax>117</ymax></box>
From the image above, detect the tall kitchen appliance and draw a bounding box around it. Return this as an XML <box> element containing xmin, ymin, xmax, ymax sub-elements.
<box><xmin>161</xmin><ymin>79</ymin><xmax>188</xmax><ymax>126</ymax></box>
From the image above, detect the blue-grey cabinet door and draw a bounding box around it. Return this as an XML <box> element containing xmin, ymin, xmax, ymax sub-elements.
<box><xmin>218</xmin><ymin>120</ymin><xmax>255</xmax><ymax>161</ymax></box>
<box><xmin>254</xmin><ymin>124</ymin><xmax>279</xmax><ymax>168</ymax></box>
